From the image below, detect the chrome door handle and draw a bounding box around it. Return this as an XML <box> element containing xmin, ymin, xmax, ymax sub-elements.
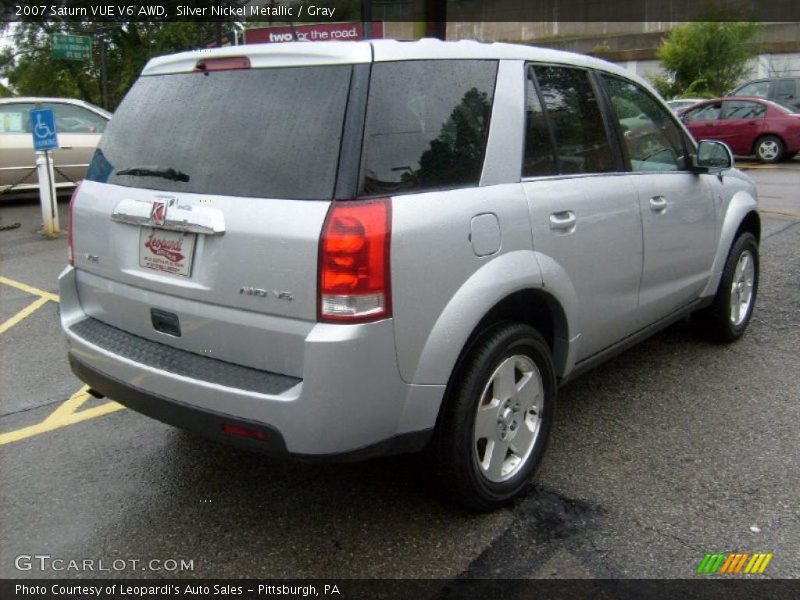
<box><xmin>549</xmin><ymin>210</ymin><xmax>576</xmax><ymax>231</ymax></box>
<box><xmin>649</xmin><ymin>196</ymin><xmax>668</xmax><ymax>212</ymax></box>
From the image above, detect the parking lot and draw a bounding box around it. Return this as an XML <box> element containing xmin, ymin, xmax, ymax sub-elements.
<box><xmin>1</xmin><ymin>161</ymin><xmax>798</xmax><ymax>580</ymax></box>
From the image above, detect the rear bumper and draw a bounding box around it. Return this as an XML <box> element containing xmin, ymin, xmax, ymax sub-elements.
<box><xmin>70</xmin><ymin>355</ymin><xmax>288</xmax><ymax>455</ymax></box>
<box><xmin>59</xmin><ymin>266</ymin><xmax>443</xmax><ymax>457</ymax></box>
<box><xmin>69</xmin><ymin>356</ymin><xmax>431</xmax><ymax>460</ymax></box>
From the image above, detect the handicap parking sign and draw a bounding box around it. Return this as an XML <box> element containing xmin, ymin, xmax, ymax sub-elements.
<box><xmin>30</xmin><ymin>108</ymin><xmax>59</xmax><ymax>151</ymax></box>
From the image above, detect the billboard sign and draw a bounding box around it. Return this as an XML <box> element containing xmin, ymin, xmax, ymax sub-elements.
<box><xmin>244</xmin><ymin>22</ymin><xmax>384</xmax><ymax>44</ymax></box>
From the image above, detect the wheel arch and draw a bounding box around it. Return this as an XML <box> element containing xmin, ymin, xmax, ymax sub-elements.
<box><xmin>408</xmin><ymin>250</ymin><xmax>578</xmax><ymax>385</ymax></box>
<box><xmin>701</xmin><ymin>192</ymin><xmax>760</xmax><ymax>298</ymax></box>
<box><xmin>463</xmin><ymin>289</ymin><xmax>570</xmax><ymax>374</ymax></box>
<box><xmin>735</xmin><ymin>209</ymin><xmax>761</xmax><ymax>243</ymax></box>
<box><xmin>429</xmin><ymin>287</ymin><xmax>569</xmax><ymax>442</ymax></box>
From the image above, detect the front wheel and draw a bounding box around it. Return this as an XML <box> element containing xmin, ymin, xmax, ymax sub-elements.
<box><xmin>699</xmin><ymin>232</ymin><xmax>759</xmax><ymax>342</ymax></box>
<box><xmin>755</xmin><ymin>135</ymin><xmax>784</xmax><ymax>163</ymax></box>
<box><xmin>434</xmin><ymin>323</ymin><xmax>556</xmax><ymax>511</ymax></box>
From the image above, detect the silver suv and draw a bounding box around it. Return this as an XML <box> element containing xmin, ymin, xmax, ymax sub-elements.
<box><xmin>60</xmin><ymin>40</ymin><xmax>759</xmax><ymax>510</ymax></box>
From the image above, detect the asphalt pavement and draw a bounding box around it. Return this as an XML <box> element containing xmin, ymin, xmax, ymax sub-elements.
<box><xmin>1</xmin><ymin>161</ymin><xmax>798</xmax><ymax>580</ymax></box>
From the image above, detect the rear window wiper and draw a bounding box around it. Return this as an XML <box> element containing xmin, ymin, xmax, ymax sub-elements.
<box><xmin>116</xmin><ymin>166</ymin><xmax>190</xmax><ymax>182</ymax></box>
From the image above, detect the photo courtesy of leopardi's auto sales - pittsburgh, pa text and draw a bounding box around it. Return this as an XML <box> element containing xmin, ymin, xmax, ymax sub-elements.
<box><xmin>13</xmin><ymin>584</ymin><xmax>339</xmax><ymax>598</ymax></box>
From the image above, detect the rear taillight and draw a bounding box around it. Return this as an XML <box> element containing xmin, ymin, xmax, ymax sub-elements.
<box><xmin>318</xmin><ymin>198</ymin><xmax>391</xmax><ymax>323</ymax></box>
<box><xmin>67</xmin><ymin>183</ymin><xmax>81</xmax><ymax>266</ymax></box>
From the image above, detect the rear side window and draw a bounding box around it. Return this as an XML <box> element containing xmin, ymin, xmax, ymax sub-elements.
<box><xmin>359</xmin><ymin>60</ymin><xmax>497</xmax><ymax>196</ymax></box>
<box><xmin>87</xmin><ymin>65</ymin><xmax>352</xmax><ymax>200</ymax></box>
<box><xmin>532</xmin><ymin>66</ymin><xmax>617</xmax><ymax>174</ymax></box>
<box><xmin>776</xmin><ymin>79</ymin><xmax>797</xmax><ymax>98</ymax></box>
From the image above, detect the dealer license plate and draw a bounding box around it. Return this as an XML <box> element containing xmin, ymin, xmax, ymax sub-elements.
<box><xmin>138</xmin><ymin>228</ymin><xmax>197</xmax><ymax>277</ymax></box>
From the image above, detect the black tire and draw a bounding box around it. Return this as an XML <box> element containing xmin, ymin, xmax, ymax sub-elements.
<box><xmin>699</xmin><ymin>232</ymin><xmax>759</xmax><ymax>342</ymax></box>
<box><xmin>754</xmin><ymin>135</ymin><xmax>784</xmax><ymax>164</ymax></box>
<box><xmin>434</xmin><ymin>323</ymin><xmax>556</xmax><ymax>511</ymax></box>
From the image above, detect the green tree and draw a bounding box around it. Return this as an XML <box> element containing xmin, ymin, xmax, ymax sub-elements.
<box><xmin>0</xmin><ymin>22</ymin><xmax>224</xmax><ymax>110</ymax></box>
<box><xmin>655</xmin><ymin>20</ymin><xmax>760</xmax><ymax>98</ymax></box>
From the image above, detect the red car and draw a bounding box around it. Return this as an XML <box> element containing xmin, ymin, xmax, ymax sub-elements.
<box><xmin>679</xmin><ymin>97</ymin><xmax>800</xmax><ymax>163</ymax></box>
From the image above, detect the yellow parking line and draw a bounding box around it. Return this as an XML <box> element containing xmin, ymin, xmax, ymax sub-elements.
<box><xmin>0</xmin><ymin>275</ymin><xmax>60</xmax><ymax>302</ymax></box>
<box><xmin>0</xmin><ymin>386</ymin><xmax>125</xmax><ymax>446</ymax></box>
<box><xmin>0</xmin><ymin>296</ymin><xmax>51</xmax><ymax>335</ymax></box>
<box><xmin>0</xmin><ymin>276</ymin><xmax>126</xmax><ymax>442</ymax></box>
<box><xmin>0</xmin><ymin>275</ymin><xmax>60</xmax><ymax>334</ymax></box>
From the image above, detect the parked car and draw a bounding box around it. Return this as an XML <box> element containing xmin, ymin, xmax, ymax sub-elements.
<box><xmin>0</xmin><ymin>97</ymin><xmax>110</xmax><ymax>194</ymax></box>
<box><xmin>679</xmin><ymin>96</ymin><xmax>800</xmax><ymax>163</ymax></box>
<box><xmin>729</xmin><ymin>76</ymin><xmax>800</xmax><ymax>110</ymax></box>
<box><xmin>60</xmin><ymin>40</ymin><xmax>760</xmax><ymax>510</ymax></box>
<box><xmin>666</xmin><ymin>98</ymin><xmax>704</xmax><ymax>113</ymax></box>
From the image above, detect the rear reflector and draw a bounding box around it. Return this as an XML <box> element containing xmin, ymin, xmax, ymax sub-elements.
<box><xmin>318</xmin><ymin>198</ymin><xmax>391</xmax><ymax>323</ymax></box>
<box><xmin>221</xmin><ymin>423</ymin><xmax>269</xmax><ymax>441</ymax></box>
<box><xmin>195</xmin><ymin>57</ymin><xmax>251</xmax><ymax>72</ymax></box>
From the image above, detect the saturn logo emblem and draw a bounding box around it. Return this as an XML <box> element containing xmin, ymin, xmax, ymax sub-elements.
<box><xmin>151</xmin><ymin>200</ymin><xmax>167</xmax><ymax>226</ymax></box>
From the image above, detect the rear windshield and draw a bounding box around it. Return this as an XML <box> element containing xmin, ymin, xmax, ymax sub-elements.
<box><xmin>87</xmin><ymin>65</ymin><xmax>352</xmax><ymax>200</ymax></box>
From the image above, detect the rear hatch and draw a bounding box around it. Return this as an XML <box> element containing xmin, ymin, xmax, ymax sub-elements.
<box><xmin>71</xmin><ymin>51</ymin><xmax>363</xmax><ymax>377</ymax></box>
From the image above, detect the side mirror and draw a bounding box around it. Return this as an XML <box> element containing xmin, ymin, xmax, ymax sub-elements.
<box><xmin>692</xmin><ymin>140</ymin><xmax>733</xmax><ymax>173</ymax></box>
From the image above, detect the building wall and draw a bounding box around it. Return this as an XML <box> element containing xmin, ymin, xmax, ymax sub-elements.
<box><xmin>444</xmin><ymin>21</ymin><xmax>800</xmax><ymax>90</ymax></box>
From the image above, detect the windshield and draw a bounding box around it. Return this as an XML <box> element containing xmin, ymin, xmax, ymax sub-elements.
<box><xmin>87</xmin><ymin>65</ymin><xmax>352</xmax><ymax>199</ymax></box>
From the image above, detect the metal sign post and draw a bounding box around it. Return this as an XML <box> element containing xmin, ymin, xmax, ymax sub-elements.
<box><xmin>30</xmin><ymin>108</ymin><xmax>61</xmax><ymax>236</ymax></box>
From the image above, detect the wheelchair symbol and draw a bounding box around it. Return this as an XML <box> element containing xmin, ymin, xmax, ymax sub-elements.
<box><xmin>34</xmin><ymin>113</ymin><xmax>54</xmax><ymax>139</ymax></box>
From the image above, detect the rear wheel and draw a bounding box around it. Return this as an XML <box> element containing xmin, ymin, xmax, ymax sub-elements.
<box><xmin>435</xmin><ymin>323</ymin><xmax>556</xmax><ymax>511</ymax></box>
<box><xmin>754</xmin><ymin>135</ymin><xmax>784</xmax><ymax>163</ymax></box>
<box><xmin>699</xmin><ymin>232</ymin><xmax>759</xmax><ymax>342</ymax></box>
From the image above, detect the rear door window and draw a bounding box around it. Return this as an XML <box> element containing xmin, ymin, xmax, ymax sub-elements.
<box><xmin>531</xmin><ymin>66</ymin><xmax>618</xmax><ymax>174</ymax></box>
<box><xmin>523</xmin><ymin>67</ymin><xmax>558</xmax><ymax>177</ymax></box>
<box><xmin>50</xmin><ymin>103</ymin><xmax>107</xmax><ymax>134</ymax></box>
<box><xmin>722</xmin><ymin>100</ymin><xmax>766</xmax><ymax>120</ymax></box>
<box><xmin>87</xmin><ymin>65</ymin><xmax>352</xmax><ymax>200</ymax></box>
<box><xmin>359</xmin><ymin>60</ymin><xmax>497</xmax><ymax>195</ymax></box>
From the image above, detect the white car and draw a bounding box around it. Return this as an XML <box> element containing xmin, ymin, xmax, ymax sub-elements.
<box><xmin>0</xmin><ymin>97</ymin><xmax>110</xmax><ymax>194</ymax></box>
